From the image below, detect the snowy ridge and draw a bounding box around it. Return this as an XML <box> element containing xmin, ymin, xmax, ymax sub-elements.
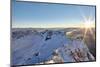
<box><xmin>11</xmin><ymin>29</ymin><xmax>95</xmax><ymax>65</ymax></box>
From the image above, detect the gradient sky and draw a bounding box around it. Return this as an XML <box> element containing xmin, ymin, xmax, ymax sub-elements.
<box><xmin>12</xmin><ymin>1</ymin><xmax>96</xmax><ymax>28</ymax></box>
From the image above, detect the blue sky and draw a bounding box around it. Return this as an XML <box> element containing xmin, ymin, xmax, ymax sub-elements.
<box><xmin>12</xmin><ymin>1</ymin><xmax>95</xmax><ymax>28</ymax></box>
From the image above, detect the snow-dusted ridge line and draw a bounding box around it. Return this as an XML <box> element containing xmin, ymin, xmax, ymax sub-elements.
<box><xmin>11</xmin><ymin>29</ymin><xmax>95</xmax><ymax>65</ymax></box>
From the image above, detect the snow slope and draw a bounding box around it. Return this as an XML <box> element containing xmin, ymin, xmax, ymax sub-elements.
<box><xmin>11</xmin><ymin>29</ymin><xmax>95</xmax><ymax>65</ymax></box>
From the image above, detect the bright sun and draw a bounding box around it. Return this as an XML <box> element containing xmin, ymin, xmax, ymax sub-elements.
<box><xmin>83</xmin><ymin>18</ymin><xmax>94</xmax><ymax>28</ymax></box>
<box><xmin>84</xmin><ymin>21</ymin><xmax>92</xmax><ymax>28</ymax></box>
<box><xmin>81</xmin><ymin>17</ymin><xmax>95</xmax><ymax>43</ymax></box>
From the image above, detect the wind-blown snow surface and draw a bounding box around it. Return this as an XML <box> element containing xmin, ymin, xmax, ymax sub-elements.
<box><xmin>11</xmin><ymin>29</ymin><xmax>95</xmax><ymax>66</ymax></box>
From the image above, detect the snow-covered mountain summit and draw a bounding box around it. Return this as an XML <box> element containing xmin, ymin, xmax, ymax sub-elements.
<box><xmin>11</xmin><ymin>28</ymin><xmax>95</xmax><ymax>66</ymax></box>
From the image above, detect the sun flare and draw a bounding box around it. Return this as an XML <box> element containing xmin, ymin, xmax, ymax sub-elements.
<box><xmin>84</xmin><ymin>21</ymin><xmax>93</xmax><ymax>28</ymax></box>
<box><xmin>83</xmin><ymin>17</ymin><xmax>95</xmax><ymax>28</ymax></box>
<box><xmin>82</xmin><ymin>16</ymin><xmax>95</xmax><ymax>42</ymax></box>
